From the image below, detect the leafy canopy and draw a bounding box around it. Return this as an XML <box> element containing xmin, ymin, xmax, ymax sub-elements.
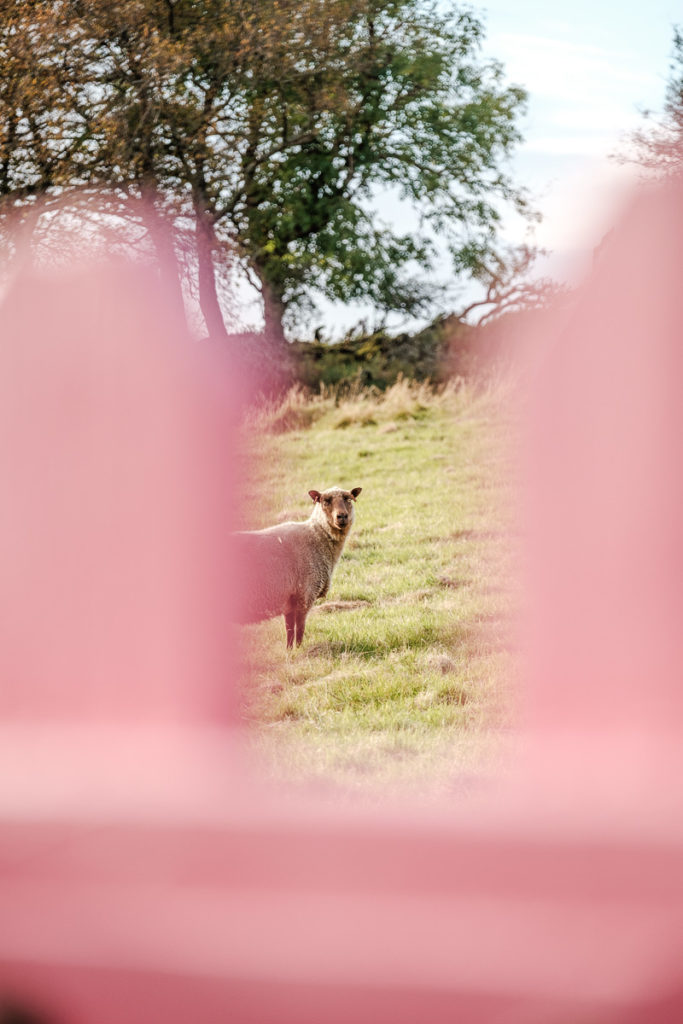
<box><xmin>626</xmin><ymin>26</ymin><xmax>683</xmax><ymax>177</ymax></box>
<box><xmin>0</xmin><ymin>0</ymin><xmax>532</xmax><ymax>336</ymax></box>
<box><xmin>187</xmin><ymin>0</ymin><xmax>532</xmax><ymax>329</ymax></box>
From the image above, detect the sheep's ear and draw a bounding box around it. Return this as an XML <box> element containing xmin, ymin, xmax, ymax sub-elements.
<box><xmin>350</xmin><ymin>487</ymin><xmax>362</xmax><ymax>500</ymax></box>
<box><xmin>309</xmin><ymin>490</ymin><xmax>321</xmax><ymax>503</ymax></box>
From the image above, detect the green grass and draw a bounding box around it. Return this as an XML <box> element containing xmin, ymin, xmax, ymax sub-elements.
<box><xmin>238</xmin><ymin>379</ymin><xmax>518</xmax><ymax>800</ymax></box>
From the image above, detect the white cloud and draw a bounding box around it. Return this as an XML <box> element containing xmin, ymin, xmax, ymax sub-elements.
<box><xmin>523</xmin><ymin>135</ymin><xmax>626</xmax><ymax>158</ymax></box>
<box><xmin>488</xmin><ymin>30</ymin><xmax>662</xmax><ymax>165</ymax></box>
<box><xmin>492</xmin><ymin>32</ymin><xmax>659</xmax><ymax>99</ymax></box>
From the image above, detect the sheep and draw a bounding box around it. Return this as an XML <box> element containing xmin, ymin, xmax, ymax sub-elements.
<box><xmin>234</xmin><ymin>486</ymin><xmax>362</xmax><ymax>648</ymax></box>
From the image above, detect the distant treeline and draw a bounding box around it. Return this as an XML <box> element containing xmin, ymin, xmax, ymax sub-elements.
<box><xmin>290</xmin><ymin>311</ymin><xmax>532</xmax><ymax>391</ymax></box>
<box><xmin>226</xmin><ymin>304</ymin><xmax>559</xmax><ymax>397</ymax></box>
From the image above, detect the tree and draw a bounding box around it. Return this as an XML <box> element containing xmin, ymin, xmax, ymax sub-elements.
<box><xmin>177</xmin><ymin>0</ymin><xmax>533</xmax><ymax>342</ymax></box>
<box><xmin>35</xmin><ymin>0</ymin><xmax>300</xmax><ymax>338</ymax></box>
<box><xmin>457</xmin><ymin>244</ymin><xmax>566</xmax><ymax>327</ymax></box>
<box><xmin>0</xmin><ymin>1</ymin><xmax>173</xmax><ymax>296</ymax></box>
<box><xmin>625</xmin><ymin>26</ymin><xmax>683</xmax><ymax>177</ymax></box>
<box><xmin>1</xmin><ymin>0</ymin><xmax>532</xmax><ymax>344</ymax></box>
<box><xmin>0</xmin><ymin>2</ymin><xmax>88</xmax><ymax>244</ymax></box>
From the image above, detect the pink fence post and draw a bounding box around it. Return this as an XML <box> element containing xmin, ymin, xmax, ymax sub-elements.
<box><xmin>1</xmin><ymin>182</ymin><xmax>683</xmax><ymax>1023</ymax></box>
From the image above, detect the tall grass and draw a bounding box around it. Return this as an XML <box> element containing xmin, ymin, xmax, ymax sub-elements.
<box><xmin>245</xmin><ymin>374</ymin><xmax>500</xmax><ymax>433</ymax></box>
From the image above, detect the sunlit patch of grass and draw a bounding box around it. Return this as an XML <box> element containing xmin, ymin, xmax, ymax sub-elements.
<box><xmin>238</xmin><ymin>378</ymin><xmax>518</xmax><ymax>799</ymax></box>
<box><xmin>330</xmin><ymin>375</ymin><xmax>470</xmax><ymax>429</ymax></box>
<box><xmin>243</xmin><ymin>384</ymin><xmax>333</xmax><ymax>434</ymax></box>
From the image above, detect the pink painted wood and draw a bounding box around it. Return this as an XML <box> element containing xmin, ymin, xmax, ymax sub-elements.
<box><xmin>1</xmin><ymin>182</ymin><xmax>682</xmax><ymax>1024</ymax></box>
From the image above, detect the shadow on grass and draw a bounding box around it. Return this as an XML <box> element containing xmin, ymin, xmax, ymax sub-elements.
<box><xmin>434</xmin><ymin>683</ymin><xmax>469</xmax><ymax>706</ymax></box>
<box><xmin>314</xmin><ymin>599</ymin><xmax>372</xmax><ymax>613</ymax></box>
<box><xmin>306</xmin><ymin>623</ymin><xmax>443</xmax><ymax>660</ymax></box>
<box><xmin>305</xmin><ymin>638</ymin><xmax>385</xmax><ymax>659</ymax></box>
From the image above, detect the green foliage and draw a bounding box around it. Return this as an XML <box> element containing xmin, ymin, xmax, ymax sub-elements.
<box><xmin>290</xmin><ymin>308</ymin><xmax>545</xmax><ymax>390</ymax></box>
<box><xmin>292</xmin><ymin>317</ymin><xmax>462</xmax><ymax>389</ymax></box>
<box><xmin>221</xmin><ymin>0</ymin><xmax>531</xmax><ymax>329</ymax></box>
<box><xmin>0</xmin><ymin>0</ymin><xmax>531</xmax><ymax>339</ymax></box>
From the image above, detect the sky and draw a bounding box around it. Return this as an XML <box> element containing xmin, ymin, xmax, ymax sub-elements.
<box><xmin>301</xmin><ymin>0</ymin><xmax>679</xmax><ymax>339</ymax></box>
<box><xmin>479</xmin><ymin>0</ymin><xmax>678</xmax><ymax>258</ymax></box>
<box><xmin>226</xmin><ymin>0</ymin><xmax>678</xmax><ymax>338</ymax></box>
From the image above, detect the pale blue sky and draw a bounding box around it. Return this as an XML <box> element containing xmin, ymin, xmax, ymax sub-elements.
<box><xmin>478</xmin><ymin>0</ymin><xmax>677</xmax><ymax>255</ymax></box>
<box><xmin>237</xmin><ymin>2</ymin><xmax>680</xmax><ymax>338</ymax></box>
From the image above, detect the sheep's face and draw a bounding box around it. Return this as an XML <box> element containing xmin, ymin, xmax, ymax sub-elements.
<box><xmin>309</xmin><ymin>486</ymin><xmax>362</xmax><ymax>534</ymax></box>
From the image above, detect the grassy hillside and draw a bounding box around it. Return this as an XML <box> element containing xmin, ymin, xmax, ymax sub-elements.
<box><xmin>237</xmin><ymin>379</ymin><xmax>518</xmax><ymax>800</ymax></box>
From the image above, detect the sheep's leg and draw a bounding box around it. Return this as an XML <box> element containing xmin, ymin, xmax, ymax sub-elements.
<box><xmin>284</xmin><ymin>608</ymin><xmax>296</xmax><ymax>649</ymax></box>
<box><xmin>295</xmin><ymin>606</ymin><xmax>307</xmax><ymax>647</ymax></box>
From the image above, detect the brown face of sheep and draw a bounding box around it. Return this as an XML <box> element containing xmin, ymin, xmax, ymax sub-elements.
<box><xmin>309</xmin><ymin>487</ymin><xmax>362</xmax><ymax>532</ymax></box>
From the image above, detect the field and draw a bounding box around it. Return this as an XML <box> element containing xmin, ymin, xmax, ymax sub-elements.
<box><xmin>237</xmin><ymin>378</ymin><xmax>519</xmax><ymax>801</ymax></box>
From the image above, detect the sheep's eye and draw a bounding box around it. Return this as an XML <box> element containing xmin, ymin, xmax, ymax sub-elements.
<box><xmin>323</xmin><ymin>498</ymin><xmax>331</xmax><ymax>505</ymax></box>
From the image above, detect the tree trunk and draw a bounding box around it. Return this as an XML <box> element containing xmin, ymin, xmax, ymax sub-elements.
<box><xmin>195</xmin><ymin>199</ymin><xmax>227</xmax><ymax>340</ymax></box>
<box><xmin>15</xmin><ymin>203</ymin><xmax>41</xmax><ymax>268</ymax></box>
<box><xmin>141</xmin><ymin>192</ymin><xmax>188</xmax><ymax>334</ymax></box>
<box><xmin>260</xmin><ymin>276</ymin><xmax>287</xmax><ymax>348</ymax></box>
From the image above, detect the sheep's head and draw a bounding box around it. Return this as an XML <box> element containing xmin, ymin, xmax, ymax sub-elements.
<box><xmin>309</xmin><ymin>486</ymin><xmax>362</xmax><ymax>534</ymax></box>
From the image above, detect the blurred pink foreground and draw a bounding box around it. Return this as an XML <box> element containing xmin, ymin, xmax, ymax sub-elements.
<box><xmin>1</xmin><ymin>180</ymin><xmax>683</xmax><ymax>1023</ymax></box>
